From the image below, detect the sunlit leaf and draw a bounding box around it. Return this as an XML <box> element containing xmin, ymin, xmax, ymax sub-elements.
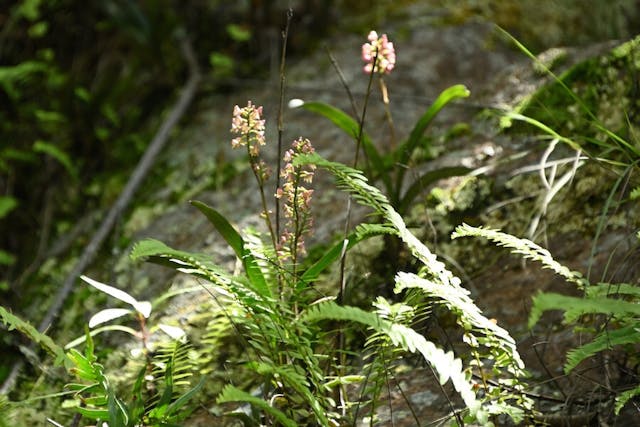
<box><xmin>88</xmin><ymin>308</ymin><xmax>132</xmax><ymax>328</ymax></box>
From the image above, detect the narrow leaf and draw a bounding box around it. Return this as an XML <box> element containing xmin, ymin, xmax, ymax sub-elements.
<box><xmin>33</xmin><ymin>140</ymin><xmax>78</xmax><ymax>180</ymax></box>
<box><xmin>81</xmin><ymin>276</ymin><xmax>138</xmax><ymax>308</ymax></box>
<box><xmin>398</xmin><ymin>85</ymin><xmax>470</xmax><ymax>168</ymax></box>
<box><xmin>217</xmin><ymin>385</ymin><xmax>297</xmax><ymax>427</ymax></box>
<box><xmin>165</xmin><ymin>376</ymin><xmax>205</xmax><ymax>416</ymax></box>
<box><xmin>190</xmin><ymin>201</ymin><xmax>270</xmax><ymax>298</ymax></box>
<box><xmin>88</xmin><ymin>308</ymin><xmax>132</xmax><ymax>328</ymax></box>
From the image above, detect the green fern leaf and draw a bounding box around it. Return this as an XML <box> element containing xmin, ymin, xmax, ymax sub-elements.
<box><xmin>586</xmin><ymin>283</ymin><xmax>640</xmax><ymax>299</ymax></box>
<box><xmin>529</xmin><ymin>292</ymin><xmax>640</xmax><ymax>328</ymax></box>
<box><xmin>130</xmin><ymin>238</ymin><xmax>268</xmax><ymax>306</ymax></box>
<box><xmin>296</xmin><ymin>152</ymin><xmax>528</xmax><ymax>415</ymax></box>
<box><xmin>302</xmin><ymin>301</ymin><xmax>488</xmax><ymax>424</ymax></box>
<box><xmin>250</xmin><ymin>362</ymin><xmax>330</xmax><ymax>426</ymax></box>
<box><xmin>615</xmin><ymin>384</ymin><xmax>640</xmax><ymax>415</ymax></box>
<box><xmin>217</xmin><ymin>384</ymin><xmax>297</xmax><ymax>427</ymax></box>
<box><xmin>564</xmin><ymin>324</ymin><xmax>640</xmax><ymax>374</ymax></box>
<box><xmin>394</xmin><ymin>272</ymin><xmax>523</xmax><ymax>369</ymax></box>
<box><xmin>0</xmin><ymin>306</ymin><xmax>68</xmax><ymax>367</ymax></box>
<box><xmin>452</xmin><ymin>223</ymin><xmax>587</xmax><ymax>288</ymax></box>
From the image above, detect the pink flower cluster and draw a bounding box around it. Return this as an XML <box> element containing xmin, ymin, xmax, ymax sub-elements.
<box><xmin>231</xmin><ymin>101</ymin><xmax>266</xmax><ymax>156</ymax></box>
<box><xmin>276</xmin><ymin>137</ymin><xmax>316</xmax><ymax>259</ymax></box>
<box><xmin>231</xmin><ymin>101</ymin><xmax>270</xmax><ymax>181</ymax></box>
<box><xmin>362</xmin><ymin>30</ymin><xmax>396</xmax><ymax>75</ymax></box>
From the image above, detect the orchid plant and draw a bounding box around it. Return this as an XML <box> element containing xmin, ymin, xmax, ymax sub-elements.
<box><xmin>294</xmin><ymin>30</ymin><xmax>471</xmax><ymax>217</ymax></box>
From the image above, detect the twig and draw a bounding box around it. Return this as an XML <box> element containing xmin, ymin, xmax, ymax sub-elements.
<box><xmin>275</xmin><ymin>8</ymin><xmax>293</xmax><ymax>294</ymax></box>
<box><xmin>0</xmin><ymin>34</ymin><xmax>201</xmax><ymax>396</ymax></box>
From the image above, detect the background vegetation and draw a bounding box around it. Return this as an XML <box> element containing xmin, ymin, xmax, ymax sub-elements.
<box><xmin>1</xmin><ymin>0</ymin><xmax>639</xmax><ymax>425</ymax></box>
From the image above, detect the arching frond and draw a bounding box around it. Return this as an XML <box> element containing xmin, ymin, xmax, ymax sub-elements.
<box><xmin>302</xmin><ymin>301</ymin><xmax>488</xmax><ymax>424</ymax></box>
<box><xmin>452</xmin><ymin>223</ymin><xmax>588</xmax><ymax>288</ymax></box>
<box><xmin>565</xmin><ymin>325</ymin><xmax>640</xmax><ymax>374</ymax></box>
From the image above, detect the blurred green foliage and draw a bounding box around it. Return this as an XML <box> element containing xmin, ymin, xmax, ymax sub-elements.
<box><xmin>0</xmin><ymin>0</ymin><xmax>340</xmax><ymax>312</ymax></box>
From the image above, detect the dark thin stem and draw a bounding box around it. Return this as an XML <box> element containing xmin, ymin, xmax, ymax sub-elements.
<box><xmin>325</xmin><ymin>46</ymin><xmax>359</xmax><ymax>117</ymax></box>
<box><xmin>338</xmin><ymin>48</ymin><xmax>378</xmax><ymax>304</ymax></box>
<box><xmin>326</xmin><ymin>46</ymin><xmax>374</xmax><ymax>180</ymax></box>
<box><xmin>336</xmin><ymin>48</ymin><xmax>379</xmax><ymax>416</ymax></box>
<box><xmin>276</xmin><ymin>9</ymin><xmax>293</xmax><ymax>247</ymax></box>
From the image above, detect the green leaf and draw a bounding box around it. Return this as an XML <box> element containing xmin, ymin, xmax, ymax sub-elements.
<box><xmin>302</xmin><ymin>232</ymin><xmax>360</xmax><ymax>283</ymax></box>
<box><xmin>33</xmin><ymin>140</ymin><xmax>78</xmax><ymax>180</ymax></box>
<box><xmin>0</xmin><ymin>306</ymin><xmax>68</xmax><ymax>367</ymax></box>
<box><xmin>302</xmin><ymin>301</ymin><xmax>487</xmax><ymax>423</ymax></box>
<box><xmin>130</xmin><ymin>239</ymin><xmax>237</xmax><ymax>288</ymax></box>
<box><xmin>165</xmin><ymin>376</ymin><xmax>205</xmax><ymax>417</ymax></box>
<box><xmin>74</xmin><ymin>406</ymin><xmax>110</xmax><ymax>420</ymax></box>
<box><xmin>217</xmin><ymin>385</ymin><xmax>297</xmax><ymax>427</ymax></box>
<box><xmin>452</xmin><ymin>223</ymin><xmax>587</xmax><ymax>288</ymax></box>
<box><xmin>190</xmin><ymin>201</ymin><xmax>270</xmax><ymax>298</ymax></box>
<box><xmin>129</xmin><ymin>367</ymin><xmax>147</xmax><ymax>422</ymax></box>
<box><xmin>0</xmin><ymin>250</ymin><xmax>16</xmax><ymax>266</ymax></box>
<box><xmin>564</xmin><ymin>325</ymin><xmax>640</xmax><ymax>374</ymax></box>
<box><xmin>395</xmin><ymin>85</ymin><xmax>470</xmax><ymax>192</ymax></box>
<box><xmin>0</xmin><ymin>196</ymin><xmax>18</xmax><ymax>218</ymax></box>
<box><xmin>529</xmin><ymin>292</ymin><xmax>640</xmax><ymax>328</ymax></box>
<box><xmin>615</xmin><ymin>385</ymin><xmax>640</xmax><ymax>415</ymax></box>
<box><xmin>107</xmin><ymin>392</ymin><xmax>129</xmax><ymax>427</ymax></box>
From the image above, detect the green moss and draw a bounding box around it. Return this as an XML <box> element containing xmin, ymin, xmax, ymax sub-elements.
<box><xmin>513</xmin><ymin>36</ymin><xmax>640</xmax><ymax>161</ymax></box>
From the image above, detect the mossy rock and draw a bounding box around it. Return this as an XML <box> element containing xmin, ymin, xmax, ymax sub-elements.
<box><xmin>510</xmin><ymin>35</ymin><xmax>640</xmax><ymax>162</ymax></box>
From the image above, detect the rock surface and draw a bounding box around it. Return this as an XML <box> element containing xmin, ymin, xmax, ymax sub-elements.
<box><xmin>106</xmin><ymin>6</ymin><xmax>640</xmax><ymax>426</ymax></box>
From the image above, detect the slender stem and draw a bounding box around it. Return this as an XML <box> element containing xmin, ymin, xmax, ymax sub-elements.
<box><xmin>336</xmin><ymin>47</ymin><xmax>379</xmax><ymax>417</ymax></box>
<box><xmin>325</xmin><ymin>46</ymin><xmax>359</xmax><ymax>117</ymax></box>
<box><xmin>338</xmin><ymin>48</ymin><xmax>378</xmax><ymax>304</ymax></box>
<box><xmin>326</xmin><ymin>45</ymin><xmax>375</xmax><ymax>188</ymax></box>
<box><xmin>276</xmin><ymin>9</ymin><xmax>293</xmax><ymax>246</ymax></box>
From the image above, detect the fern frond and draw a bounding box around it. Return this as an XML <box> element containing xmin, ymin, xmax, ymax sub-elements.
<box><xmin>354</xmin><ymin>222</ymin><xmax>397</xmax><ymax>239</ymax></box>
<box><xmin>615</xmin><ymin>384</ymin><xmax>640</xmax><ymax>415</ymax></box>
<box><xmin>131</xmin><ymin>238</ymin><xmax>271</xmax><ymax>312</ymax></box>
<box><xmin>152</xmin><ymin>339</ymin><xmax>195</xmax><ymax>390</ymax></box>
<box><xmin>564</xmin><ymin>324</ymin><xmax>640</xmax><ymax>374</ymax></box>
<box><xmin>0</xmin><ymin>306</ymin><xmax>68</xmax><ymax>367</ymax></box>
<box><xmin>302</xmin><ymin>301</ymin><xmax>488</xmax><ymax>424</ymax></box>
<box><xmin>586</xmin><ymin>283</ymin><xmax>640</xmax><ymax>299</ymax></box>
<box><xmin>452</xmin><ymin>223</ymin><xmax>588</xmax><ymax>288</ymax></box>
<box><xmin>394</xmin><ymin>272</ymin><xmax>523</xmax><ymax>368</ymax></box>
<box><xmin>295</xmin><ymin>153</ymin><xmax>467</xmax><ymax>287</ymax></box>
<box><xmin>529</xmin><ymin>292</ymin><xmax>640</xmax><ymax>328</ymax></box>
<box><xmin>217</xmin><ymin>384</ymin><xmax>297</xmax><ymax>427</ymax></box>
<box><xmin>250</xmin><ymin>362</ymin><xmax>331</xmax><ymax>426</ymax></box>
